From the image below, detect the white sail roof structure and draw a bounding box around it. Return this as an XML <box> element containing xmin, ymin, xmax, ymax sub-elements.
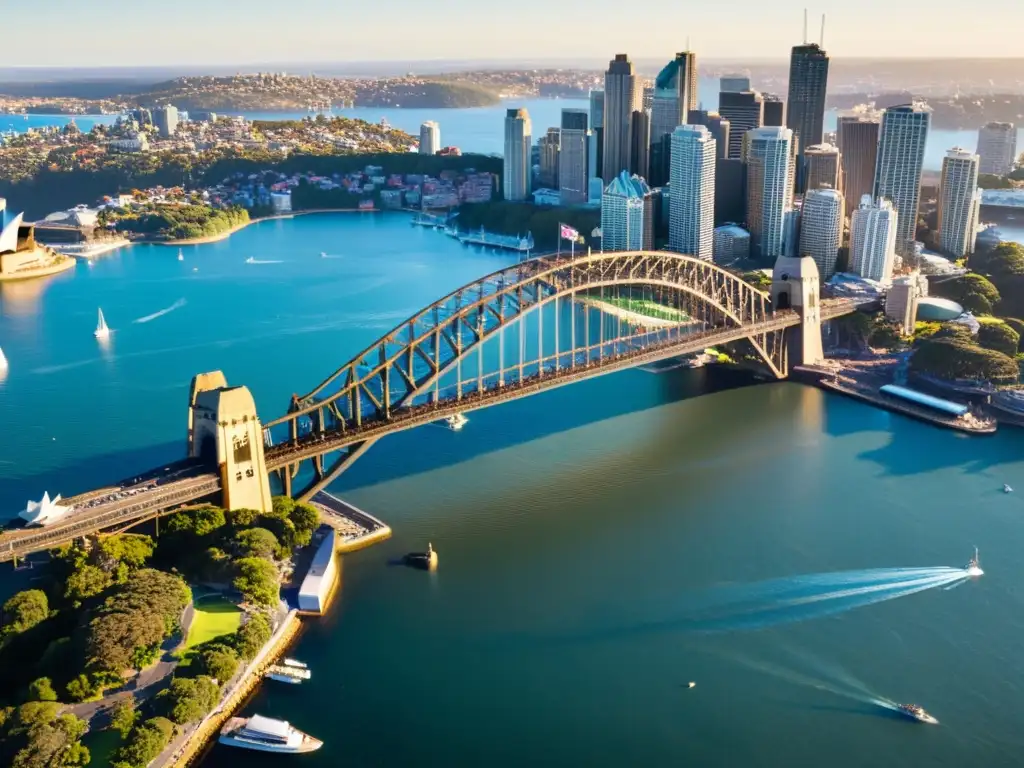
<box><xmin>20</xmin><ymin>491</ymin><xmax>70</xmax><ymax>526</ymax></box>
<box><xmin>0</xmin><ymin>212</ymin><xmax>24</xmax><ymax>254</ymax></box>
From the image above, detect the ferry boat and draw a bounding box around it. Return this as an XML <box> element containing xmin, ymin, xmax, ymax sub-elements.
<box><xmin>94</xmin><ymin>309</ymin><xmax>110</xmax><ymax>339</ymax></box>
<box><xmin>895</xmin><ymin>704</ymin><xmax>939</xmax><ymax>725</ymax></box>
<box><xmin>218</xmin><ymin>714</ymin><xmax>322</xmax><ymax>753</ymax></box>
<box><xmin>445</xmin><ymin>413</ymin><xmax>468</xmax><ymax>431</ymax></box>
<box><xmin>965</xmin><ymin>547</ymin><xmax>984</xmax><ymax>577</ymax></box>
<box><xmin>265</xmin><ymin>663</ymin><xmax>312</xmax><ymax>684</ymax></box>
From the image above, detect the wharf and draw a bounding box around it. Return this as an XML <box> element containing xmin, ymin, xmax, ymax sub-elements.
<box><xmin>310</xmin><ymin>491</ymin><xmax>392</xmax><ymax>553</ymax></box>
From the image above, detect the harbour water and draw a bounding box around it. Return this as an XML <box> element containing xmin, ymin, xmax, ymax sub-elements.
<box><xmin>1</xmin><ymin>214</ymin><xmax>1024</xmax><ymax>766</ymax></box>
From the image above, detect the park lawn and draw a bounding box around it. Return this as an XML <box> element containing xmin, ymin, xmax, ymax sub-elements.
<box><xmin>81</xmin><ymin>727</ymin><xmax>122</xmax><ymax>768</ymax></box>
<box><xmin>185</xmin><ymin>594</ymin><xmax>242</xmax><ymax>651</ymax></box>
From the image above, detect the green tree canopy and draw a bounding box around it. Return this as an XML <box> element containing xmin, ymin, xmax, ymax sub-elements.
<box><xmin>1001</xmin><ymin>317</ymin><xmax>1024</xmax><ymax>351</ymax></box>
<box><xmin>978</xmin><ymin>321</ymin><xmax>1021</xmax><ymax>357</ymax></box>
<box><xmin>26</xmin><ymin>678</ymin><xmax>58</xmax><ymax>703</ymax></box>
<box><xmin>289</xmin><ymin>503</ymin><xmax>320</xmax><ymax>548</ymax></box>
<box><xmin>932</xmin><ymin>273</ymin><xmax>1001</xmax><ymax>315</ymax></box>
<box><xmin>196</xmin><ymin>644</ymin><xmax>239</xmax><ymax>684</ymax></box>
<box><xmin>232</xmin><ymin>528</ymin><xmax>280</xmax><ymax>560</ymax></box>
<box><xmin>233</xmin><ymin>614</ymin><xmax>271</xmax><ymax>660</ymax></box>
<box><xmin>0</xmin><ymin>703</ymin><xmax>89</xmax><ymax>768</ymax></box>
<box><xmin>232</xmin><ymin>558</ymin><xmax>280</xmax><ymax>607</ymax></box>
<box><xmin>158</xmin><ymin>676</ymin><xmax>219</xmax><ymax>725</ymax></box>
<box><xmin>112</xmin><ymin>716</ymin><xmax>174</xmax><ymax>768</ymax></box>
<box><xmin>164</xmin><ymin>507</ymin><xmax>226</xmax><ymax>538</ymax></box>
<box><xmin>973</xmin><ymin>242</ymin><xmax>1024</xmax><ymax>277</ymax></box>
<box><xmin>110</xmin><ymin>698</ymin><xmax>138</xmax><ymax>740</ymax></box>
<box><xmin>911</xmin><ymin>338</ymin><xmax>1020</xmax><ymax>384</ymax></box>
<box><xmin>64</xmin><ymin>564</ymin><xmax>112</xmax><ymax>604</ymax></box>
<box><xmin>1</xmin><ymin>591</ymin><xmax>49</xmax><ymax>640</ymax></box>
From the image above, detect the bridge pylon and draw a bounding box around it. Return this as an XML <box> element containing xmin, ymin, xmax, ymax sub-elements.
<box><xmin>188</xmin><ymin>372</ymin><xmax>273</xmax><ymax>513</ymax></box>
<box><xmin>770</xmin><ymin>256</ymin><xmax>825</xmax><ymax>368</ymax></box>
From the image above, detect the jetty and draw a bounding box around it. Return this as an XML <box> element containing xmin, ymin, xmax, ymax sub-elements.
<box><xmin>457</xmin><ymin>226</ymin><xmax>534</xmax><ymax>254</ymax></box>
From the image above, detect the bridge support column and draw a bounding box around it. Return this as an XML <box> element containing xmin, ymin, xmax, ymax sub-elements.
<box><xmin>188</xmin><ymin>372</ymin><xmax>273</xmax><ymax>513</ymax></box>
<box><xmin>770</xmin><ymin>256</ymin><xmax>824</xmax><ymax>369</ymax></box>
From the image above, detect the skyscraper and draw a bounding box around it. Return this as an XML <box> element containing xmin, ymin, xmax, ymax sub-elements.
<box><xmin>503</xmin><ymin>108</ymin><xmax>532</xmax><ymax>202</ymax></box>
<box><xmin>763</xmin><ymin>95</ymin><xmax>786</xmax><ymax>127</ymax></box>
<box><xmin>538</xmin><ymin>128</ymin><xmax>561</xmax><ymax>189</ymax></box>
<box><xmin>873</xmin><ymin>104</ymin><xmax>930</xmax><ymax>257</ymax></box>
<box><xmin>602</xmin><ymin>54</ymin><xmax>640</xmax><ymax>183</ymax></box>
<box><xmin>590</xmin><ymin>90</ymin><xmax>605</xmax><ymax>181</ymax></box>
<box><xmin>804</xmin><ymin>143</ymin><xmax>843</xmax><ymax>193</ymax></box>
<box><xmin>688</xmin><ymin>110</ymin><xmax>731</xmax><ymax>160</ymax></box>
<box><xmin>836</xmin><ymin>115</ymin><xmax>880</xmax><ymax>218</ymax></box>
<box><xmin>559</xmin><ymin>109</ymin><xmax>589</xmax><ymax>205</ymax></box>
<box><xmin>720</xmin><ymin>75</ymin><xmax>750</xmax><ymax>93</ymax></box>
<box><xmin>799</xmin><ymin>187</ymin><xmax>845</xmax><ymax>279</ymax></box>
<box><xmin>849</xmin><ymin>196</ymin><xmax>898</xmax><ymax>284</ymax></box>
<box><xmin>977</xmin><ymin>122</ymin><xmax>1017</xmax><ymax>176</ymax></box>
<box><xmin>715</xmin><ymin>159</ymin><xmax>746</xmax><ymax>225</ymax></box>
<box><xmin>419</xmin><ymin>121</ymin><xmax>440</xmax><ymax>155</ymax></box>
<box><xmin>629</xmin><ymin>110</ymin><xmax>651</xmax><ymax>179</ymax></box>
<box><xmin>601</xmin><ymin>171</ymin><xmax>655</xmax><ymax>251</ymax></box>
<box><xmin>669</xmin><ymin>125</ymin><xmax>716</xmax><ymax>260</ymax></box>
<box><xmin>719</xmin><ymin>90</ymin><xmax>765</xmax><ymax>160</ymax></box>
<box><xmin>675</xmin><ymin>51</ymin><xmax>698</xmax><ymax>113</ymax></box>
<box><xmin>648</xmin><ymin>52</ymin><xmax>696</xmax><ymax>186</ymax></box>
<box><xmin>938</xmin><ymin>147</ymin><xmax>981</xmax><ymax>260</ymax></box>
<box><xmin>746</xmin><ymin>127</ymin><xmax>797</xmax><ymax>259</ymax></box>
<box><xmin>786</xmin><ymin>43</ymin><xmax>829</xmax><ymax>156</ymax></box>
<box><xmin>642</xmin><ymin>87</ymin><xmax>654</xmax><ymax>112</ymax></box>
<box><xmin>153</xmin><ymin>105</ymin><xmax>179</xmax><ymax>138</ymax></box>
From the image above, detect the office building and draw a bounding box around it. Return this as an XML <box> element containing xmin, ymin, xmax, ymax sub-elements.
<box><xmin>602</xmin><ymin>54</ymin><xmax>640</xmax><ymax>182</ymax></box>
<box><xmin>590</xmin><ymin>90</ymin><xmax>604</xmax><ymax>181</ymax></box>
<box><xmin>715</xmin><ymin>158</ymin><xmax>746</xmax><ymax>225</ymax></box>
<box><xmin>538</xmin><ymin>128</ymin><xmax>561</xmax><ymax>189</ymax></box>
<box><xmin>977</xmin><ymin>122</ymin><xmax>1017</xmax><ymax>177</ymax></box>
<box><xmin>418</xmin><ymin>121</ymin><xmax>440</xmax><ymax>155</ymax></box>
<box><xmin>503</xmin><ymin>108</ymin><xmax>532</xmax><ymax>201</ymax></box>
<box><xmin>642</xmin><ymin>87</ymin><xmax>654</xmax><ymax>112</ymax></box>
<box><xmin>601</xmin><ymin>170</ymin><xmax>655</xmax><ymax>251</ymax></box>
<box><xmin>153</xmin><ymin>105</ymin><xmax>179</xmax><ymax>138</ymax></box>
<box><xmin>648</xmin><ymin>52</ymin><xmax>696</xmax><ymax>186</ymax></box>
<box><xmin>719</xmin><ymin>89</ymin><xmax>764</xmax><ymax>159</ymax></box>
<box><xmin>713</xmin><ymin>225</ymin><xmax>751</xmax><ymax>263</ymax></box>
<box><xmin>938</xmin><ymin>147</ymin><xmax>981</xmax><ymax>259</ymax></box>
<box><xmin>688</xmin><ymin>110</ymin><xmax>730</xmax><ymax>159</ymax></box>
<box><xmin>720</xmin><ymin>75</ymin><xmax>750</xmax><ymax>93</ymax></box>
<box><xmin>763</xmin><ymin>95</ymin><xmax>786</xmax><ymax>127</ymax></box>
<box><xmin>799</xmin><ymin>188</ymin><xmax>844</xmax><ymax>279</ymax></box>
<box><xmin>559</xmin><ymin>109</ymin><xmax>589</xmax><ymax>205</ymax></box>
<box><xmin>849</xmin><ymin>195</ymin><xmax>898</xmax><ymax>284</ymax></box>
<box><xmin>786</xmin><ymin>43</ymin><xmax>829</xmax><ymax>155</ymax></box>
<box><xmin>836</xmin><ymin>115</ymin><xmax>880</xmax><ymax>218</ymax></box>
<box><xmin>629</xmin><ymin>110</ymin><xmax>651</xmax><ymax>179</ymax></box>
<box><xmin>668</xmin><ymin>125</ymin><xmax>716</xmax><ymax>260</ymax></box>
<box><xmin>746</xmin><ymin>127</ymin><xmax>797</xmax><ymax>259</ymax></box>
<box><xmin>804</xmin><ymin>143</ymin><xmax>842</xmax><ymax>193</ymax></box>
<box><xmin>873</xmin><ymin>104</ymin><xmax>930</xmax><ymax>257</ymax></box>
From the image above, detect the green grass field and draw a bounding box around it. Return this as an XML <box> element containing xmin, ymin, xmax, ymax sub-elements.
<box><xmin>185</xmin><ymin>594</ymin><xmax>242</xmax><ymax>650</ymax></box>
<box><xmin>81</xmin><ymin>727</ymin><xmax>122</xmax><ymax>768</ymax></box>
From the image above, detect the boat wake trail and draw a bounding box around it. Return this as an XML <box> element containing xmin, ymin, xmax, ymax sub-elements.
<box><xmin>134</xmin><ymin>298</ymin><xmax>186</xmax><ymax>324</ymax></box>
<box><xmin>246</xmin><ymin>259</ymin><xmax>284</xmax><ymax>264</ymax></box>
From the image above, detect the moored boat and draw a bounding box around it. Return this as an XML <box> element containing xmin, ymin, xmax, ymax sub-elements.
<box><xmin>265</xmin><ymin>663</ymin><xmax>311</xmax><ymax>684</ymax></box>
<box><xmin>219</xmin><ymin>714</ymin><xmax>322</xmax><ymax>753</ymax></box>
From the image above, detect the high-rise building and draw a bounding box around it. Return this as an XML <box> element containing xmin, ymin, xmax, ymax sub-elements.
<box><xmin>642</xmin><ymin>87</ymin><xmax>654</xmax><ymax>112</ymax></box>
<box><xmin>559</xmin><ymin>109</ymin><xmax>589</xmax><ymax>205</ymax></box>
<box><xmin>538</xmin><ymin>128</ymin><xmax>561</xmax><ymax>189</ymax></box>
<box><xmin>590</xmin><ymin>90</ymin><xmax>605</xmax><ymax>181</ymax></box>
<box><xmin>719</xmin><ymin>90</ymin><xmax>765</xmax><ymax>159</ymax></box>
<box><xmin>587</xmin><ymin>131</ymin><xmax>602</xmax><ymax>204</ymax></box>
<box><xmin>668</xmin><ymin>125</ymin><xmax>716</xmax><ymax>260</ymax></box>
<box><xmin>153</xmin><ymin>105</ymin><xmax>179</xmax><ymax>138</ymax></box>
<box><xmin>601</xmin><ymin>170</ymin><xmax>655</xmax><ymax>251</ymax></box>
<box><xmin>874</xmin><ymin>104</ymin><xmax>930</xmax><ymax>257</ymax></box>
<box><xmin>418</xmin><ymin>121</ymin><xmax>440</xmax><ymax>155</ymax></box>
<box><xmin>804</xmin><ymin>143</ymin><xmax>843</xmax><ymax>193</ymax></box>
<box><xmin>786</xmin><ymin>43</ymin><xmax>829</xmax><ymax>157</ymax></box>
<box><xmin>629</xmin><ymin>110</ymin><xmax>651</xmax><ymax>179</ymax></box>
<box><xmin>836</xmin><ymin>115</ymin><xmax>880</xmax><ymax>218</ymax></box>
<box><xmin>602</xmin><ymin>54</ymin><xmax>640</xmax><ymax>182</ymax></box>
<box><xmin>977</xmin><ymin>122</ymin><xmax>1017</xmax><ymax>177</ymax></box>
<box><xmin>938</xmin><ymin>147</ymin><xmax>981</xmax><ymax>259</ymax></box>
<box><xmin>799</xmin><ymin>187</ymin><xmax>845</xmax><ymax>279</ymax></box>
<box><xmin>503</xmin><ymin>108</ymin><xmax>532</xmax><ymax>202</ymax></box>
<box><xmin>648</xmin><ymin>52</ymin><xmax>697</xmax><ymax>186</ymax></box>
<box><xmin>720</xmin><ymin>75</ymin><xmax>750</xmax><ymax>93</ymax></box>
<box><xmin>713</xmin><ymin>225</ymin><xmax>751</xmax><ymax>264</ymax></box>
<box><xmin>849</xmin><ymin>195</ymin><xmax>898</xmax><ymax>284</ymax></box>
<box><xmin>763</xmin><ymin>95</ymin><xmax>786</xmax><ymax>127</ymax></box>
<box><xmin>746</xmin><ymin>127</ymin><xmax>797</xmax><ymax>259</ymax></box>
<box><xmin>688</xmin><ymin>110</ymin><xmax>730</xmax><ymax>160</ymax></box>
<box><xmin>715</xmin><ymin>158</ymin><xmax>746</xmax><ymax>225</ymax></box>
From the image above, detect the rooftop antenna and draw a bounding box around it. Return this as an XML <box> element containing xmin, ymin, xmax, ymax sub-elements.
<box><xmin>803</xmin><ymin>9</ymin><xmax>808</xmax><ymax>44</ymax></box>
<box><xmin>820</xmin><ymin>14</ymin><xmax>826</xmax><ymax>47</ymax></box>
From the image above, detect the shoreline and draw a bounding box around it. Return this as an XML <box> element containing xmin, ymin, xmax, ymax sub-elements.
<box><xmin>150</xmin><ymin>208</ymin><xmax>381</xmax><ymax>246</ymax></box>
<box><xmin>0</xmin><ymin>254</ymin><xmax>76</xmax><ymax>282</ymax></box>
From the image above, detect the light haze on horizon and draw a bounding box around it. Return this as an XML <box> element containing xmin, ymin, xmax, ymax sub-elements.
<box><xmin>5</xmin><ymin>0</ymin><xmax>1023</xmax><ymax>67</ymax></box>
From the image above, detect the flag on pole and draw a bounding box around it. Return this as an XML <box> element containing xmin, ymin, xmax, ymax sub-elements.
<box><xmin>560</xmin><ymin>223</ymin><xmax>580</xmax><ymax>242</ymax></box>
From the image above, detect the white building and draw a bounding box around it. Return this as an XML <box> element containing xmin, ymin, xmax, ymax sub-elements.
<box><xmin>503</xmin><ymin>108</ymin><xmax>532</xmax><ymax>202</ymax></box>
<box><xmin>713</xmin><ymin>225</ymin><xmax>751</xmax><ymax>264</ymax></box>
<box><xmin>849</xmin><ymin>195</ymin><xmax>898</xmax><ymax>285</ymax></box>
<box><xmin>977</xmin><ymin>122</ymin><xmax>1017</xmax><ymax>177</ymax></box>
<box><xmin>746</xmin><ymin>127</ymin><xmax>797</xmax><ymax>260</ymax></box>
<box><xmin>601</xmin><ymin>170</ymin><xmax>654</xmax><ymax>251</ymax></box>
<box><xmin>799</xmin><ymin>187</ymin><xmax>845</xmax><ymax>280</ymax></box>
<box><xmin>20</xmin><ymin>491</ymin><xmax>70</xmax><ymax>526</ymax></box>
<box><xmin>873</xmin><ymin>104</ymin><xmax>930</xmax><ymax>258</ymax></box>
<box><xmin>153</xmin><ymin>105</ymin><xmax>179</xmax><ymax>138</ymax></box>
<box><xmin>885</xmin><ymin>272</ymin><xmax>930</xmax><ymax>335</ymax></box>
<box><xmin>297</xmin><ymin>528</ymin><xmax>338</xmax><ymax>614</ymax></box>
<box><xmin>419</xmin><ymin>121</ymin><xmax>440</xmax><ymax>155</ymax></box>
<box><xmin>938</xmin><ymin>147</ymin><xmax>981</xmax><ymax>260</ymax></box>
<box><xmin>668</xmin><ymin>125</ymin><xmax>716</xmax><ymax>260</ymax></box>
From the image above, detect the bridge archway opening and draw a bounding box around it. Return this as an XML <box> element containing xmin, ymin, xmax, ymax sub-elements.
<box><xmin>775</xmin><ymin>290</ymin><xmax>791</xmax><ymax>311</ymax></box>
<box><xmin>199</xmin><ymin>435</ymin><xmax>217</xmax><ymax>466</ymax></box>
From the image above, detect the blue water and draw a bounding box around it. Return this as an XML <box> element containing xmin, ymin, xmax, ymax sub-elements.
<box><xmin>3</xmin><ymin>213</ymin><xmax>1024</xmax><ymax>767</ymax></box>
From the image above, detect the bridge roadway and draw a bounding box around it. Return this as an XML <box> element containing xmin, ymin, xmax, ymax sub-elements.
<box><xmin>0</xmin><ymin>298</ymin><xmax>865</xmax><ymax>563</ymax></box>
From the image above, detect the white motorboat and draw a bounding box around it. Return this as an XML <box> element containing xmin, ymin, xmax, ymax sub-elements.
<box><xmin>320</xmin><ymin>251</ymin><xmax>328</xmax><ymax>258</ymax></box>
<box><xmin>245</xmin><ymin>256</ymin><xmax>256</xmax><ymax>264</ymax></box>
<box><xmin>218</xmin><ymin>715</ymin><xmax>322</xmax><ymax>753</ymax></box>
<box><xmin>94</xmin><ymin>309</ymin><xmax>110</xmax><ymax>339</ymax></box>
<box><xmin>445</xmin><ymin>413</ymin><xmax>469</xmax><ymax>431</ymax></box>
<box><xmin>965</xmin><ymin>547</ymin><xmax>984</xmax><ymax>577</ymax></box>
<box><xmin>1004</xmin><ymin>484</ymin><xmax>1013</xmax><ymax>494</ymax></box>
<box><xmin>282</xmin><ymin>658</ymin><xmax>308</xmax><ymax>669</ymax></box>
<box><xmin>265</xmin><ymin>664</ymin><xmax>311</xmax><ymax>684</ymax></box>
<box><xmin>896</xmin><ymin>703</ymin><xmax>939</xmax><ymax>725</ymax></box>
<box><xmin>177</xmin><ymin>249</ymin><xmax>184</xmax><ymax>262</ymax></box>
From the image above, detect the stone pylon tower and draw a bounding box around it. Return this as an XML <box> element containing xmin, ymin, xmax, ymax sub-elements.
<box><xmin>770</xmin><ymin>256</ymin><xmax>825</xmax><ymax>367</ymax></box>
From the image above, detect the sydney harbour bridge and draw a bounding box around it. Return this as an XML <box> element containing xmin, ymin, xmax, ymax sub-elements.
<box><xmin>1</xmin><ymin>250</ymin><xmax>868</xmax><ymax>562</ymax></box>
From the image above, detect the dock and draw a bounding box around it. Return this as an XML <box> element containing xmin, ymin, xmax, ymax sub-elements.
<box><xmin>310</xmin><ymin>491</ymin><xmax>392</xmax><ymax>553</ymax></box>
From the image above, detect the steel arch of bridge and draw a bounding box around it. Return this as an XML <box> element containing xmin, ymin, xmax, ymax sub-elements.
<box><xmin>265</xmin><ymin>250</ymin><xmax>790</xmax><ymax>499</ymax></box>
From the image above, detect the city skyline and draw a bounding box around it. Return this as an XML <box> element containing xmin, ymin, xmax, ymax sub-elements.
<box><xmin>7</xmin><ymin>2</ymin><xmax>1024</xmax><ymax>66</ymax></box>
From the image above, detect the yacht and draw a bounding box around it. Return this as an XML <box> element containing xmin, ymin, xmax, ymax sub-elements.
<box><xmin>445</xmin><ymin>413</ymin><xmax>469</xmax><ymax>431</ymax></box>
<box><xmin>1004</xmin><ymin>484</ymin><xmax>1013</xmax><ymax>494</ymax></box>
<box><xmin>966</xmin><ymin>547</ymin><xmax>984</xmax><ymax>577</ymax></box>
<box><xmin>219</xmin><ymin>714</ymin><xmax>322</xmax><ymax>753</ymax></box>
<box><xmin>265</xmin><ymin>663</ymin><xmax>311</xmax><ymax>684</ymax></box>
<box><xmin>94</xmin><ymin>309</ymin><xmax>110</xmax><ymax>339</ymax></box>
<box><xmin>896</xmin><ymin>704</ymin><xmax>939</xmax><ymax>725</ymax></box>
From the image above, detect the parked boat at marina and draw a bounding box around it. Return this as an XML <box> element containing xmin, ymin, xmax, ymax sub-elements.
<box><xmin>266</xmin><ymin>663</ymin><xmax>312</xmax><ymax>684</ymax></box>
<box><xmin>219</xmin><ymin>714</ymin><xmax>322</xmax><ymax>754</ymax></box>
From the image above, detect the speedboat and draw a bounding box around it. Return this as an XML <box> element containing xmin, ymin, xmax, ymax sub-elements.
<box><xmin>94</xmin><ymin>309</ymin><xmax>110</xmax><ymax>339</ymax></box>
<box><xmin>177</xmin><ymin>249</ymin><xmax>184</xmax><ymax>262</ymax></box>
<box><xmin>896</xmin><ymin>703</ymin><xmax>939</xmax><ymax>725</ymax></box>
<box><xmin>965</xmin><ymin>547</ymin><xmax>984</xmax><ymax>577</ymax></box>
<box><xmin>320</xmin><ymin>251</ymin><xmax>328</xmax><ymax>258</ymax></box>
<box><xmin>445</xmin><ymin>413</ymin><xmax>469</xmax><ymax>431</ymax></box>
<box><xmin>245</xmin><ymin>256</ymin><xmax>256</xmax><ymax>264</ymax></box>
<box><xmin>1004</xmin><ymin>484</ymin><xmax>1013</xmax><ymax>494</ymax></box>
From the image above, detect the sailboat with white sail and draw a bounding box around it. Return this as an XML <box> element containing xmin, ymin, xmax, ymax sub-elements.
<box><xmin>94</xmin><ymin>309</ymin><xmax>110</xmax><ymax>339</ymax></box>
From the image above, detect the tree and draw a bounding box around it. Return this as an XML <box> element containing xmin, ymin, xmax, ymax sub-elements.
<box><xmin>64</xmin><ymin>674</ymin><xmax>98</xmax><ymax>703</ymax></box>
<box><xmin>911</xmin><ymin>338</ymin><xmax>1020</xmax><ymax>383</ymax></box>
<box><xmin>226</xmin><ymin>508</ymin><xmax>260</xmax><ymax>528</ymax></box>
<box><xmin>932</xmin><ymin>273</ymin><xmax>1001</xmax><ymax>314</ymax></box>
<box><xmin>26</xmin><ymin>678</ymin><xmax>58</xmax><ymax>703</ymax></box>
<box><xmin>164</xmin><ymin>506</ymin><xmax>226</xmax><ymax>538</ymax></box>
<box><xmin>0</xmin><ymin>703</ymin><xmax>89</xmax><ymax>768</ymax></box>
<box><xmin>112</xmin><ymin>716</ymin><xmax>174</xmax><ymax>768</ymax></box>
<box><xmin>232</xmin><ymin>528</ymin><xmax>280</xmax><ymax>560</ymax></box>
<box><xmin>270</xmin><ymin>496</ymin><xmax>296</xmax><ymax>519</ymax></box>
<box><xmin>110</xmin><ymin>698</ymin><xmax>138</xmax><ymax>739</ymax></box>
<box><xmin>232</xmin><ymin>558</ymin><xmax>280</xmax><ymax>607</ymax></box>
<box><xmin>1002</xmin><ymin>318</ymin><xmax>1024</xmax><ymax>351</ymax></box>
<box><xmin>197</xmin><ymin>645</ymin><xmax>239</xmax><ymax>684</ymax></box>
<box><xmin>64</xmin><ymin>564</ymin><xmax>112</xmax><ymax>604</ymax></box>
<box><xmin>97</xmin><ymin>535</ymin><xmax>154</xmax><ymax>573</ymax></box>
<box><xmin>868</xmin><ymin>319</ymin><xmax>905</xmax><ymax>351</ymax></box>
<box><xmin>158</xmin><ymin>676</ymin><xmax>219</xmax><ymax>725</ymax></box>
<box><xmin>289</xmin><ymin>503</ymin><xmax>320</xmax><ymax>547</ymax></box>
<box><xmin>233</xmin><ymin>614</ymin><xmax>271</xmax><ymax>659</ymax></box>
<box><xmin>978</xmin><ymin>321</ymin><xmax>1021</xmax><ymax>357</ymax></box>
<box><xmin>973</xmin><ymin>242</ymin><xmax>1024</xmax><ymax>277</ymax></box>
<box><xmin>977</xmin><ymin>173</ymin><xmax>1013</xmax><ymax>190</ymax></box>
<box><xmin>1</xmin><ymin>591</ymin><xmax>49</xmax><ymax>639</ymax></box>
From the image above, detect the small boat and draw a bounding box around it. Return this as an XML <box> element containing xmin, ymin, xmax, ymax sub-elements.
<box><xmin>896</xmin><ymin>703</ymin><xmax>939</xmax><ymax>725</ymax></box>
<box><xmin>245</xmin><ymin>256</ymin><xmax>256</xmax><ymax>264</ymax></box>
<box><xmin>177</xmin><ymin>249</ymin><xmax>184</xmax><ymax>262</ymax></box>
<box><xmin>965</xmin><ymin>547</ymin><xmax>984</xmax><ymax>577</ymax></box>
<box><xmin>218</xmin><ymin>714</ymin><xmax>322</xmax><ymax>753</ymax></box>
<box><xmin>1004</xmin><ymin>484</ymin><xmax>1013</xmax><ymax>494</ymax></box>
<box><xmin>445</xmin><ymin>413</ymin><xmax>469</xmax><ymax>431</ymax></box>
<box><xmin>0</xmin><ymin>346</ymin><xmax>7</xmax><ymax>368</ymax></box>
<box><xmin>320</xmin><ymin>251</ymin><xmax>328</xmax><ymax>258</ymax></box>
<box><xmin>94</xmin><ymin>309</ymin><xmax>110</xmax><ymax>339</ymax></box>
<box><xmin>403</xmin><ymin>542</ymin><xmax>438</xmax><ymax>571</ymax></box>
<box><xmin>282</xmin><ymin>658</ymin><xmax>308</xmax><ymax>669</ymax></box>
<box><xmin>265</xmin><ymin>664</ymin><xmax>311</xmax><ymax>684</ymax></box>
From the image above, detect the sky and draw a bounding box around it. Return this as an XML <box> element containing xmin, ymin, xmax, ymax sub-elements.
<box><xmin>5</xmin><ymin>0</ymin><xmax>1023</xmax><ymax>67</ymax></box>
